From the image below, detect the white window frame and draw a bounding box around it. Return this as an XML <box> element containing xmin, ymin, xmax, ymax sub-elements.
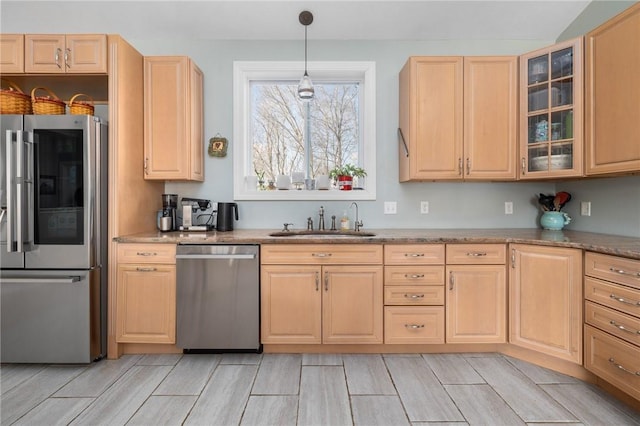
<box><xmin>233</xmin><ymin>61</ymin><xmax>376</xmax><ymax>201</ymax></box>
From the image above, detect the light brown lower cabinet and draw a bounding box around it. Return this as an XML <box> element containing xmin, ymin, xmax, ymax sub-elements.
<box><xmin>584</xmin><ymin>251</ymin><xmax>640</xmax><ymax>403</ymax></box>
<box><xmin>509</xmin><ymin>244</ymin><xmax>583</xmax><ymax>364</ymax></box>
<box><xmin>445</xmin><ymin>244</ymin><xmax>507</xmax><ymax>344</ymax></box>
<box><xmin>585</xmin><ymin>325</ymin><xmax>640</xmax><ymax>401</ymax></box>
<box><xmin>260</xmin><ymin>245</ymin><xmax>383</xmax><ymax>345</ymax></box>
<box><xmin>115</xmin><ymin>243</ymin><xmax>176</xmax><ymax>344</ymax></box>
<box><xmin>446</xmin><ymin>265</ymin><xmax>506</xmax><ymax>343</ymax></box>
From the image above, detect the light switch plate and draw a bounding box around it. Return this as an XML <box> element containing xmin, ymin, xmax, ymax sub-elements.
<box><xmin>384</xmin><ymin>201</ymin><xmax>397</xmax><ymax>214</ymax></box>
<box><xmin>581</xmin><ymin>201</ymin><xmax>591</xmax><ymax>216</ymax></box>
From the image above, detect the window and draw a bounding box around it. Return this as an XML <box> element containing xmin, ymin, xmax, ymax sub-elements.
<box><xmin>233</xmin><ymin>61</ymin><xmax>376</xmax><ymax>200</ymax></box>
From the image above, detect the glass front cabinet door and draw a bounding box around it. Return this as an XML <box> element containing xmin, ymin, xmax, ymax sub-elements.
<box><xmin>519</xmin><ymin>37</ymin><xmax>583</xmax><ymax>179</ymax></box>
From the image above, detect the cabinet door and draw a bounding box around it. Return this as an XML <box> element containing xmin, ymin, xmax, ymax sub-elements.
<box><xmin>399</xmin><ymin>56</ymin><xmax>463</xmax><ymax>180</ymax></box>
<box><xmin>323</xmin><ymin>265</ymin><xmax>383</xmax><ymax>343</ymax></box>
<box><xmin>464</xmin><ymin>56</ymin><xmax>517</xmax><ymax>180</ymax></box>
<box><xmin>0</xmin><ymin>34</ymin><xmax>24</xmax><ymax>73</ymax></box>
<box><xmin>64</xmin><ymin>34</ymin><xmax>107</xmax><ymax>73</ymax></box>
<box><xmin>519</xmin><ymin>38</ymin><xmax>583</xmax><ymax>179</ymax></box>
<box><xmin>25</xmin><ymin>34</ymin><xmax>66</xmax><ymax>73</ymax></box>
<box><xmin>116</xmin><ymin>264</ymin><xmax>176</xmax><ymax>344</ymax></box>
<box><xmin>509</xmin><ymin>244</ymin><xmax>582</xmax><ymax>363</ymax></box>
<box><xmin>446</xmin><ymin>265</ymin><xmax>506</xmax><ymax>343</ymax></box>
<box><xmin>585</xmin><ymin>3</ymin><xmax>640</xmax><ymax>175</ymax></box>
<box><xmin>261</xmin><ymin>265</ymin><xmax>322</xmax><ymax>344</ymax></box>
<box><xmin>144</xmin><ymin>56</ymin><xmax>204</xmax><ymax>181</ymax></box>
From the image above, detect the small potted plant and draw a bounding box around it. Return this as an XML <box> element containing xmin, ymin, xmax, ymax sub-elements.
<box><xmin>329</xmin><ymin>164</ymin><xmax>367</xmax><ymax>190</ymax></box>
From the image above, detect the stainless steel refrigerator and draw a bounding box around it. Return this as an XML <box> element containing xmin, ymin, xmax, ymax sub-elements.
<box><xmin>1</xmin><ymin>115</ymin><xmax>107</xmax><ymax>363</ymax></box>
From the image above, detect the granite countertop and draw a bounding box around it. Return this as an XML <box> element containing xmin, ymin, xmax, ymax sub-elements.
<box><xmin>114</xmin><ymin>228</ymin><xmax>640</xmax><ymax>260</ymax></box>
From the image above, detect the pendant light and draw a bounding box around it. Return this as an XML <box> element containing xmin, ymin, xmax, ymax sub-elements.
<box><xmin>297</xmin><ymin>10</ymin><xmax>315</xmax><ymax>101</ymax></box>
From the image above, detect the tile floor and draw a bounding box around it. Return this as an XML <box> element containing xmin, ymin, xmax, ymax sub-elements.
<box><xmin>1</xmin><ymin>352</ymin><xmax>639</xmax><ymax>425</ymax></box>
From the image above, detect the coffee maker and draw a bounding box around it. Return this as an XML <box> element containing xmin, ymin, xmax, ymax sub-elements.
<box><xmin>160</xmin><ymin>194</ymin><xmax>178</xmax><ymax>231</ymax></box>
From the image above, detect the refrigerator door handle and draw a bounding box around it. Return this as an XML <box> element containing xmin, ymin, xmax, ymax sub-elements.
<box><xmin>12</xmin><ymin>130</ymin><xmax>33</xmax><ymax>253</ymax></box>
<box><xmin>1</xmin><ymin>276</ymin><xmax>82</xmax><ymax>284</ymax></box>
<box><xmin>6</xmin><ymin>129</ymin><xmax>15</xmax><ymax>252</ymax></box>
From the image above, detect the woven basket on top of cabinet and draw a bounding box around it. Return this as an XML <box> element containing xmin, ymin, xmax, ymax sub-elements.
<box><xmin>1</xmin><ymin>78</ymin><xmax>33</xmax><ymax>114</ymax></box>
<box><xmin>68</xmin><ymin>93</ymin><xmax>95</xmax><ymax>115</ymax></box>
<box><xmin>31</xmin><ymin>87</ymin><xmax>65</xmax><ymax>115</ymax></box>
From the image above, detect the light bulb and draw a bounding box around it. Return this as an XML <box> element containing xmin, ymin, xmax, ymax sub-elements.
<box><xmin>298</xmin><ymin>72</ymin><xmax>315</xmax><ymax>101</ymax></box>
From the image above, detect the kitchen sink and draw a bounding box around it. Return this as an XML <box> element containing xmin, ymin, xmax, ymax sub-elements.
<box><xmin>268</xmin><ymin>230</ymin><xmax>376</xmax><ymax>238</ymax></box>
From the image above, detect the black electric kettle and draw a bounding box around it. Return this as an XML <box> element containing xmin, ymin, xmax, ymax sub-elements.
<box><xmin>216</xmin><ymin>202</ymin><xmax>239</xmax><ymax>231</ymax></box>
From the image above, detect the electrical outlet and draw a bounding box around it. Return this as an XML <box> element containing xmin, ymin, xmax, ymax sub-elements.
<box><xmin>384</xmin><ymin>201</ymin><xmax>397</xmax><ymax>214</ymax></box>
<box><xmin>420</xmin><ymin>201</ymin><xmax>429</xmax><ymax>214</ymax></box>
<box><xmin>581</xmin><ymin>201</ymin><xmax>591</xmax><ymax>216</ymax></box>
<box><xmin>504</xmin><ymin>201</ymin><xmax>513</xmax><ymax>215</ymax></box>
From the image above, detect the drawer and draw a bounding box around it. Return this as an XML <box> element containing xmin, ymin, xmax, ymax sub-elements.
<box><xmin>585</xmin><ymin>301</ymin><xmax>640</xmax><ymax>347</ymax></box>
<box><xmin>384</xmin><ymin>265</ymin><xmax>444</xmax><ymax>286</ymax></box>
<box><xmin>117</xmin><ymin>243</ymin><xmax>176</xmax><ymax>264</ymax></box>
<box><xmin>384</xmin><ymin>285</ymin><xmax>444</xmax><ymax>306</ymax></box>
<box><xmin>585</xmin><ymin>252</ymin><xmax>640</xmax><ymax>290</ymax></box>
<box><xmin>585</xmin><ymin>276</ymin><xmax>640</xmax><ymax>319</ymax></box>
<box><xmin>384</xmin><ymin>244</ymin><xmax>445</xmax><ymax>265</ymax></box>
<box><xmin>584</xmin><ymin>325</ymin><xmax>640</xmax><ymax>401</ymax></box>
<box><xmin>261</xmin><ymin>244</ymin><xmax>382</xmax><ymax>265</ymax></box>
<box><xmin>384</xmin><ymin>306</ymin><xmax>444</xmax><ymax>344</ymax></box>
<box><xmin>446</xmin><ymin>244</ymin><xmax>506</xmax><ymax>265</ymax></box>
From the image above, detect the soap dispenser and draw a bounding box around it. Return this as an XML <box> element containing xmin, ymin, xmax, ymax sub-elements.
<box><xmin>340</xmin><ymin>210</ymin><xmax>350</xmax><ymax>231</ymax></box>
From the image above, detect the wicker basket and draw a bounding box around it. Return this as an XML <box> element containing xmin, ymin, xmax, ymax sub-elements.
<box><xmin>31</xmin><ymin>87</ymin><xmax>65</xmax><ymax>115</ymax></box>
<box><xmin>68</xmin><ymin>93</ymin><xmax>95</xmax><ymax>115</ymax></box>
<box><xmin>1</xmin><ymin>79</ymin><xmax>33</xmax><ymax>114</ymax></box>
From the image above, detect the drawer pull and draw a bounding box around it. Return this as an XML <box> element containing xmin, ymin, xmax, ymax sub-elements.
<box><xmin>136</xmin><ymin>267</ymin><xmax>157</xmax><ymax>272</ymax></box>
<box><xmin>405</xmin><ymin>324</ymin><xmax>425</xmax><ymax>329</ymax></box>
<box><xmin>609</xmin><ymin>267</ymin><xmax>640</xmax><ymax>278</ymax></box>
<box><xmin>312</xmin><ymin>253</ymin><xmax>332</xmax><ymax>258</ymax></box>
<box><xmin>466</xmin><ymin>252</ymin><xmax>487</xmax><ymax>257</ymax></box>
<box><xmin>404</xmin><ymin>253</ymin><xmax>425</xmax><ymax>258</ymax></box>
<box><xmin>610</xmin><ymin>294</ymin><xmax>640</xmax><ymax>307</ymax></box>
<box><xmin>136</xmin><ymin>252</ymin><xmax>157</xmax><ymax>256</ymax></box>
<box><xmin>315</xmin><ymin>272</ymin><xmax>319</xmax><ymax>291</ymax></box>
<box><xmin>404</xmin><ymin>294</ymin><xmax>425</xmax><ymax>299</ymax></box>
<box><xmin>609</xmin><ymin>320</ymin><xmax>640</xmax><ymax>335</ymax></box>
<box><xmin>608</xmin><ymin>358</ymin><xmax>640</xmax><ymax>376</ymax></box>
<box><xmin>404</xmin><ymin>274</ymin><xmax>425</xmax><ymax>279</ymax></box>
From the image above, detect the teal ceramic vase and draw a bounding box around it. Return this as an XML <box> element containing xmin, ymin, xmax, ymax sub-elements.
<box><xmin>540</xmin><ymin>211</ymin><xmax>571</xmax><ymax>230</ymax></box>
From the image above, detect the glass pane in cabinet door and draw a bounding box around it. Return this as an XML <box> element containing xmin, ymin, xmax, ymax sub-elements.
<box><xmin>551</xmin><ymin>47</ymin><xmax>573</xmax><ymax>80</ymax></box>
<box><xmin>550</xmin><ymin>143</ymin><xmax>573</xmax><ymax>170</ymax></box>
<box><xmin>550</xmin><ymin>110</ymin><xmax>573</xmax><ymax>141</ymax></box>
<box><xmin>528</xmin><ymin>55</ymin><xmax>548</xmax><ymax>84</ymax></box>
<box><xmin>528</xmin><ymin>114</ymin><xmax>549</xmax><ymax>143</ymax></box>
<box><xmin>528</xmin><ymin>85</ymin><xmax>548</xmax><ymax>112</ymax></box>
<box><xmin>528</xmin><ymin>146</ymin><xmax>549</xmax><ymax>172</ymax></box>
<box><xmin>551</xmin><ymin>79</ymin><xmax>572</xmax><ymax>107</ymax></box>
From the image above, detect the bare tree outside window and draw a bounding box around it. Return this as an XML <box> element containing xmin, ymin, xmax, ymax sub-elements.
<box><xmin>251</xmin><ymin>81</ymin><xmax>360</xmax><ymax>181</ymax></box>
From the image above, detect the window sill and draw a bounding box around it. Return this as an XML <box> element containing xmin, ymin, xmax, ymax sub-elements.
<box><xmin>234</xmin><ymin>188</ymin><xmax>375</xmax><ymax>201</ymax></box>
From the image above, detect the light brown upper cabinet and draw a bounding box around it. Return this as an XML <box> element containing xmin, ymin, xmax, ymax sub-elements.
<box><xmin>399</xmin><ymin>56</ymin><xmax>517</xmax><ymax>181</ymax></box>
<box><xmin>143</xmin><ymin>56</ymin><xmax>204</xmax><ymax>181</ymax></box>
<box><xmin>0</xmin><ymin>34</ymin><xmax>25</xmax><ymax>73</ymax></box>
<box><xmin>24</xmin><ymin>34</ymin><xmax>107</xmax><ymax>74</ymax></box>
<box><xmin>585</xmin><ymin>3</ymin><xmax>640</xmax><ymax>175</ymax></box>
<box><xmin>518</xmin><ymin>38</ymin><xmax>583</xmax><ymax>179</ymax></box>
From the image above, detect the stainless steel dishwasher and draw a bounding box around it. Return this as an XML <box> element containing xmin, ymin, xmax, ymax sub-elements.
<box><xmin>176</xmin><ymin>244</ymin><xmax>261</xmax><ymax>352</ymax></box>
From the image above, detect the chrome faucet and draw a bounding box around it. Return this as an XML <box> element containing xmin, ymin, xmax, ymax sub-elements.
<box><xmin>350</xmin><ymin>202</ymin><xmax>363</xmax><ymax>231</ymax></box>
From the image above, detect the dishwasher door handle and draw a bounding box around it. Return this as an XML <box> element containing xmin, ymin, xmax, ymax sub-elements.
<box><xmin>176</xmin><ymin>254</ymin><xmax>256</xmax><ymax>260</ymax></box>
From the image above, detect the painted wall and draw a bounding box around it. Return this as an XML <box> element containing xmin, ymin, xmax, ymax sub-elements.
<box><xmin>4</xmin><ymin>1</ymin><xmax>638</xmax><ymax>236</ymax></box>
<box><xmin>131</xmin><ymin>38</ymin><xmax>557</xmax><ymax>230</ymax></box>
